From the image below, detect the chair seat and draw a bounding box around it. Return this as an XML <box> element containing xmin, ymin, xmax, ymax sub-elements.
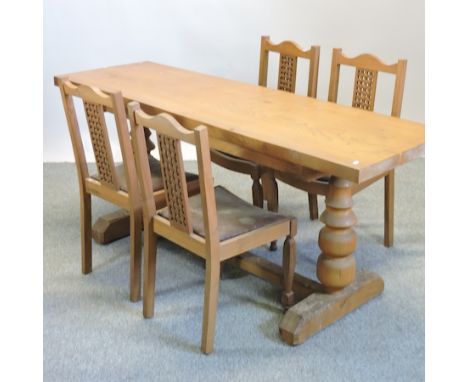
<box><xmin>159</xmin><ymin>186</ymin><xmax>290</xmax><ymax>241</ymax></box>
<box><xmin>91</xmin><ymin>156</ymin><xmax>198</xmax><ymax>192</ymax></box>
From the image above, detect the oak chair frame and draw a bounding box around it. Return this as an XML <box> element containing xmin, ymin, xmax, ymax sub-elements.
<box><xmin>58</xmin><ymin>79</ymin><xmax>199</xmax><ymax>302</ymax></box>
<box><xmin>128</xmin><ymin>103</ymin><xmax>297</xmax><ymax>354</ymax></box>
<box><xmin>272</xmin><ymin>48</ymin><xmax>407</xmax><ymax>247</ymax></box>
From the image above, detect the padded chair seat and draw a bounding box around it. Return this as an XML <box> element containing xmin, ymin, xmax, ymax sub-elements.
<box><xmin>91</xmin><ymin>156</ymin><xmax>198</xmax><ymax>192</ymax></box>
<box><xmin>159</xmin><ymin>186</ymin><xmax>290</xmax><ymax>241</ymax></box>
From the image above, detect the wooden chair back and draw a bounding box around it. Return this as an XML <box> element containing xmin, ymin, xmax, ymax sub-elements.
<box><xmin>328</xmin><ymin>48</ymin><xmax>407</xmax><ymax>117</ymax></box>
<box><xmin>258</xmin><ymin>35</ymin><xmax>320</xmax><ymax>97</ymax></box>
<box><xmin>128</xmin><ymin>103</ymin><xmax>219</xmax><ymax>250</ymax></box>
<box><xmin>58</xmin><ymin>79</ymin><xmax>140</xmax><ymax>202</ymax></box>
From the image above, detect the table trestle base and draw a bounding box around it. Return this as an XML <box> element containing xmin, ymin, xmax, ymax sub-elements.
<box><xmin>279</xmin><ymin>269</ymin><xmax>384</xmax><ymax>345</ymax></box>
<box><xmin>92</xmin><ymin>209</ymin><xmax>130</xmax><ymax>244</ymax></box>
<box><xmin>226</xmin><ymin>253</ymin><xmax>384</xmax><ymax>345</ymax></box>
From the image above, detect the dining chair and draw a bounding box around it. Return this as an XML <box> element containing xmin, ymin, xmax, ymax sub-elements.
<box><xmin>128</xmin><ymin>103</ymin><xmax>297</xmax><ymax>354</ymax></box>
<box><xmin>270</xmin><ymin>48</ymin><xmax>407</xmax><ymax>247</ymax></box>
<box><xmin>57</xmin><ymin>79</ymin><xmax>199</xmax><ymax>301</ymax></box>
<box><xmin>211</xmin><ymin>35</ymin><xmax>320</xmax><ymax>249</ymax></box>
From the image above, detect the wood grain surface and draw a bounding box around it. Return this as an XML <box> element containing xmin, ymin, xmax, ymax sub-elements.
<box><xmin>55</xmin><ymin>62</ymin><xmax>424</xmax><ymax>183</ymax></box>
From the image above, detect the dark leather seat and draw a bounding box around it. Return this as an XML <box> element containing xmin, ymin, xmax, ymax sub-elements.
<box><xmin>159</xmin><ymin>186</ymin><xmax>290</xmax><ymax>241</ymax></box>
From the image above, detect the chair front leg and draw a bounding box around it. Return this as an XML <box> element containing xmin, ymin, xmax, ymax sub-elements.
<box><xmin>201</xmin><ymin>258</ymin><xmax>221</xmax><ymax>355</ymax></box>
<box><xmin>143</xmin><ymin>219</ymin><xmax>157</xmax><ymax>318</ymax></box>
<box><xmin>261</xmin><ymin>170</ymin><xmax>279</xmax><ymax>251</ymax></box>
<box><xmin>281</xmin><ymin>219</ymin><xmax>297</xmax><ymax>308</ymax></box>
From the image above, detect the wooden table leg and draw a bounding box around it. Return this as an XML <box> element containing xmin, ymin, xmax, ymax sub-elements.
<box><xmin>316</xmin><ymin>177</ymin><xmax>357</xmax><ymax>291</ymax></box>
<box><xmin>226</xmin><ymin>176</ymin><xmax>384</xmax><ymax>345</ymax></box>
<box><xmin>279</xmin><ymin>176</ymin><xmax>384</xmax><ymax>344</ymax></box>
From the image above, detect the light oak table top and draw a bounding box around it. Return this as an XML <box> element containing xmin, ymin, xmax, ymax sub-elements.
<box><xmin>55</xmin><ymin>61</ymin><xmax>424</xmax><ymax>183</ymax></box>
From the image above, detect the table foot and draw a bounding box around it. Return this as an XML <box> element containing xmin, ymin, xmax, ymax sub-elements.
<box><xmin>279</xmin><ymin>270</ymin><xmax>384</xmax><ymax>345</ymax></box>
<box><xmin>226</xmin><ymin>177</ymin><xmax>383</xmax><ymax>346</ymax></box>
<box><xmin>92</xmin><ymin>209</ymin><xmax>130</xmax><ymax>244</ymax></box>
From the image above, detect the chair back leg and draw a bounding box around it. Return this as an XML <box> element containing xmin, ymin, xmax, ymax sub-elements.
<box><xmin>384</xmin><ymin>170</ymin><xmax>395</xmax><ymax>247</ymax></box>
<box><xmin>129</xmin><ymin>208</ymin><xmax>143</xmax><ymax>302</ymax></box>
<box><xmin>308</xmin><ymin>193</ymin><xmax>319</xmax><ymax>220</ymax></box>
<box><xmin>251</xmin><ymin>175</ymin><xmax>264</xmax><ymax>208</ymax></box>
<box><xmin>143</xmin><ymin>226</ymin><xmax>157</xmax><ymax>318</ymax></box>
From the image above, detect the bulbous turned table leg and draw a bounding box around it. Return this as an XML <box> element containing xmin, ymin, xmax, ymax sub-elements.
<box><xmin>317</xmin><ymin>176</ymin><xmax>357</xmax><ymax>292</ymax></box>
<box><xmin>279</xmin><ymin>176</ymin><xmax>384</xmax><ymax>345</ymax></box>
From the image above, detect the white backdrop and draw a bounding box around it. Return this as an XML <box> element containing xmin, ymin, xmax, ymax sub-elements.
<box><xmin>43</xmin><ymin>0</ymin><xmax>424</xmax><ymax>162</ymax></box>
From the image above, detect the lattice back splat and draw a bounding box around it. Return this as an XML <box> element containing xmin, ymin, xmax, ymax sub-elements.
<box><xmin>277</xmin><ymin>54</ymin><xmax>298</xmax><ymax>93</ymax></box>
<box><xmin>352</xmin><ymin>68</ymin><xmax>378</xmax><ymax>111</ymax></box>
<box><xmin>157</xmin><ymin>133</ymin><xmax>192</xmax><ymax>233</ymax></box>
<box><xmin>83</xmin><ymin>101</ymin><xmax>119</xmax><ymax>189</ymax></box>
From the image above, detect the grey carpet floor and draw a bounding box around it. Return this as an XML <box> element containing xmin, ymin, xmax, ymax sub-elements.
<box><xmin>43</xmin><ymin>159</ymin><xmax>424</xmax><ymax>382</ymax></box>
